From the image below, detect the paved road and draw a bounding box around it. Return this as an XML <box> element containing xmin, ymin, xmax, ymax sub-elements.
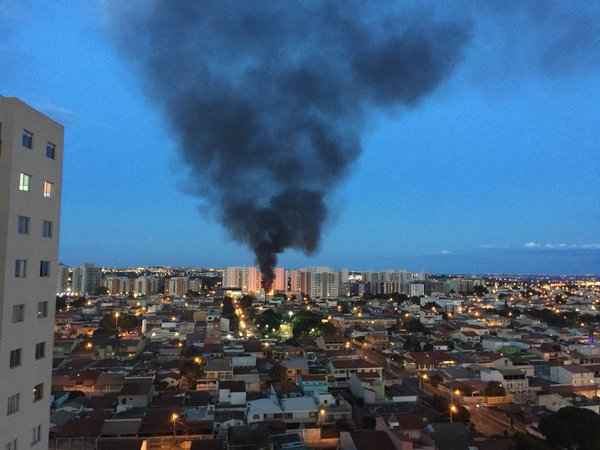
<box><xmin>467</xmin><ymin>405</ymin><xmax>513</xmax><ymax>437</ymax></box>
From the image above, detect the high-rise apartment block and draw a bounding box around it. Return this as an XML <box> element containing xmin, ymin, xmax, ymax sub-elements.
<box><xmin>362</xmin><ymin>270</ymin><xmax>426</xmax><ymax>295</ymax></box>
<box><xmin>104</xmin><ymin>275</ymin><xmax>133</xmax><ymax>296</ymax></box>
<box><xmin>134</xmin><ymin>275</ymin><xmax>159</xmax><ymax>297</ymax></box>
<box><xmin>167</xmin><ymin>276</ymin><xmax>189</xmax><ymax>297</ymax></box>
<box><xmin>222</xmin><ymin>266</ymin><xmax>286</xmax><ymax>294</ymax></box>
<box><xmin>283</xmin><ymin>267</ymin><xmax>349</xmax><ymax>299</ymax></box>
<box><xmin>72</xmin><ymin>263</ymin><xmax>102</xmax><ymax>296</ymax></box>
<box><xmin>0</xmin><ymin>97</ymin><xmax>64</xmax><ymax>449</ymax></box>
<box><xmin>56</xmin><ymin>263</ymin><xmax>70</xmax><ymax>294</ymax></box>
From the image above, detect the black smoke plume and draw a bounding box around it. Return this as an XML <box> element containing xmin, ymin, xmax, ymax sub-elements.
<box><xmin>109</xmin><ymin>0</ymin><xmax>470</xmax><ymax>289</ymax></box>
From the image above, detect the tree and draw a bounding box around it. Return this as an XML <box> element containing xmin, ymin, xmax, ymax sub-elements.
<box><xmin>512</xmin><ymin>433</ymin><xmax>553</xmax><ymax>450</ymax></box>
<box><xmin>180</xmin><ymin>358</ymin><xmax>204</xmax><ymax>381</ymax></box>
<box><xmin>539</xmin><ymin>407</ymin><xmax>600</xmax><ymax>450</ymax></box>
<box><xmin>99</xmin><ymin>313</ymin><xmax>140</xmax><ymax>334</ymax></box>
<box><xmin>222</xmin><ymin>297</ymin><xmax>235</xmax><ymax>319</ymax></box>
<box><xmin>94</xmin><ymin>286</ymin><xmax>109</xmax><ymax>296</ymax></box>
<box><xmin>453</xmin><ymin>406</ymin><xmax>470</xmax><ymax>423</ymax></box>
<box><xmin>56</xmin><ymin>296</ymin><xmax>67</xmax><ymax>312</ymax></box>
<box><xmin>404</xmin><ymin>318</ymin><xmax>428</xmax><ymax>333</ymax></box>
<box><xmin>239</xmin><ymin>295</ymin><xmax>255</xmax><ymax>309</ymax></box>
<box><xmin>472</xmin><ymin>285</ymin><xmax>489</xmax><ymax>296</ymax></box>
<box><xmin>291</xmin><ymin>311</ymin><xmax>327</xmax><ymax>337</ymax></box>
<box><xmin>256</xmin><ymin>309</ymin><xmax>283</xmax><ymax>331</ymax></box>
<box><xmin>431</xmin><ymin>395</ymin><xmax>449</xmax><ymax>413</ymax></box>
<box><xmin>71</xmin><ymin>297</ymin><xmax>87</xmax><ymax>308</ymax></box>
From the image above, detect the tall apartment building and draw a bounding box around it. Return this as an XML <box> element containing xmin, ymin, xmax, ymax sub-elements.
<box><xmin>362</xmin><ymin>270</ymin><xmax>426</xmax><ymax>295</ymax></box>
<box><xmin>104</xmin><ymin>275</ymin><xmax>133</xmax><ymax>296</ymax></box>
<box><xmin>71</xmin><ymin>263</ymin><xmax>102</xmax><ymax>296</ymax></box>
<box><xmin>134</xmin><ymin>275</ymin><xmax>159</xmax><ymax>297</ymax></box>
<box><xmin>0</xmin><ymin>97</ymin><xmax>64</xmax><ymax>449</ymax></box>
<box><xmin>286</xmin><ymin>267</ymin><xmax>348</xmax><ymax>299</ymax></box>
<box><xmin>167</xmin><ymin>276</ymin><xmax>189</xmax><ymax>297</ymax></box>
<box><xmin>56</xmin><ymin>263</ymin><xmax>70</xmax><ymax>294</ymax></box>
<box><xmin>223</xmin><ymin>266</ymin><xmax>248</xmax><ymax>290</ymax></box>
<box><xmin>222</xmin><ymin>266</ymin><xmax>285</xmax><ymax>294</ymax></box>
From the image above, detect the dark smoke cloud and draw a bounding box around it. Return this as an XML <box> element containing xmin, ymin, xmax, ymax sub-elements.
<box><xmin>108</xmin><ymin>1</ymin><xmax>600</xmax><ymax>288</ymax></box>
<box><xmin>109</xmin><ymin>0</ymin><xmax>469</xmax><ymax>288</ymax></box>
<box><xmin>468</xmin><ymin>1</ymin><xmax>600</xmax><ymax>76</ymax></box>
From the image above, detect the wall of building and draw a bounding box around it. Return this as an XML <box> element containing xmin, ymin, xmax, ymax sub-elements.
<box><xmin>0</xmin><ymin>97</ymin><xmax>64</xmax><ymax>450</ymax></box>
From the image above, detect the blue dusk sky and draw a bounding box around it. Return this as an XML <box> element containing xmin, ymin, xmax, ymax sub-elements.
<box><xmin>1</xmin><ymin>1</ymin><xmax>599</xmax><ymax>274</ymax></box>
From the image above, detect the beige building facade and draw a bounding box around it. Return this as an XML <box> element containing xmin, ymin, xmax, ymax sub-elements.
<box><xmin>0</xmin><ymin>97</ymin><xmax>64</xmax><ymax>449</ymax></box>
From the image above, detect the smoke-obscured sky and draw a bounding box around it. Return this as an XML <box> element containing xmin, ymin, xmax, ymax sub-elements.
<box><xmin>2</xmin><ymin>1</ymin><xmax>599</xmax><ymax>274</ymax></box>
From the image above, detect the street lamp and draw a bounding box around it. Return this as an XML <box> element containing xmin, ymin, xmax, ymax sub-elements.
<box><xmin>449</xmin><ymin>404</ymin><xmax>458</xmax><ymax>423</ymax></box>
<box><xmin>114</xmin><ymin>312</ymin><xmax>120</xmax><ymax>334</ymax></box>
<box><xmin>451</xmin><ymin>388</ymin><xmax>461</xmax><ymax>409</ymax></box>
<box><xmin>171</xmin><ymin>412</ymin><xmax>179</xmax><ymax>437</ymax></box>
<box><xmin>419</xmin><ymin>373</ymin><xmax>428</xmax><ymax>390</ymax></box>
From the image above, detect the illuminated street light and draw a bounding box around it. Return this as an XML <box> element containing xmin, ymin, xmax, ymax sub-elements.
<box><xmin>171</xmin><ymin>412</ymin><xmax>179</xmax><ymax>437</ymax></box>
<box><xmin>449</xmin><ymin>404</ymin><xmax>458</xmax><ymax>423</ymax></box>
<box><xmin>419</xmin><ymin>373</ymin><xmax>429</xmax><ymax>389</ymax></box>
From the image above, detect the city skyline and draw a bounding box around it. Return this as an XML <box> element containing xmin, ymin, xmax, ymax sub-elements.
<box><xmin>3</xmin><ymin>2</ymin><xmax>600</xmax><ymax>448</ymax></box>
<box><xmin>2</xmin><ymin>1</ymin><xmax>600</xmax><ymax>275</ymax></box>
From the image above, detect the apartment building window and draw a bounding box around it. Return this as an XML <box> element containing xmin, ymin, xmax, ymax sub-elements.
<box><xmin>11</xmin><ymin>304</ymin><xmax>25</xmax><ymax>323</ymax></box>
<box><xmin>22</xmin><ymin>129</ymin><xmax>33</xmax><ymax>148</ymax></box>
<box><xmin>31</xmin><ymin>424</ymin><xmax>42</xmax><ymax>446</ymax></box>
<box><xmin>9</xmin><ymin>349</ymin><xmax>21</xmax><ymax>368</ymax></box>
<box><xmin>5</xmin><ymin>438</ymin><xmax>17</xmax><ymax>450</ymax></box>
<box><xmin>42</xmin><ymin>220</ymin><xmax>53</xmax><ymax>238</ymax></box>
<box><xmin>17</xmin><ymin>216</ymin><xmax>30</xmax><ymax>234</ymax></box>
<box><xmin>42</xmin><ymin>181</ymin><xmax>54</xmax><ymax>199</ymax></box>
<box><xmin>33</xmin><ymin>383</ymin><xmax>44</xmax><ymax>402</ymax></box>
<box><xmin>18</xmin><ymin>173</ymin><xmax>31</xmax><ymax>192</ymax></box>
<box><xmin>37</xmin><ymin>301</ymin><xmax>48</xmax><ymax>318</ymax></box>
<box><xmin>35</xmin><ymin>342</ymin><xmax>45</xmax><ymax>360</ymax></box>
<box><xmin>15</xmin><ymin>259</ymin><xmax>27</xmax><ymax>278</ymax></box>
<box><xmin>39</xmin><ymin>261</ymin><xmax>51</xmax><ymax>278</ymax></box>
<box><xmin>7</xmin><ymin>393</ymin><xmax>20</xmax><ymax>415</ymax></box>
<box><xmin>46</xmin><ymin>142</ymin><xmax>56</xmax><ymax>159</ymax></box>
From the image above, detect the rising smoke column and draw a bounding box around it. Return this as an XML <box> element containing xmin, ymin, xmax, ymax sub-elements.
<box><xmin>109</xmin><ymin>1</ymin><xmax>470</xmax><ymax>290</ymax></box>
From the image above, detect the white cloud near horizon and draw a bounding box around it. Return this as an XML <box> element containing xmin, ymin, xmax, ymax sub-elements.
<box><xmin>523</xmin><ymin>242</ymin><xmax>600</xmax><ymax>250</ymax></box>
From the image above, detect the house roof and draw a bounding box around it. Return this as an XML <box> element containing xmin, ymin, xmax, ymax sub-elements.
<box><xmin>220</xmin><ymin>380</ymin><xmax>246</xmax><ymax>393</ymax></box>
<box><xmin>281</xmin><ymin>396</ymin><xmax>318</xmax><ymax>412</ymax></box>
<box><xmin>101</xmin><ymin>419</ymin><xmax>142</xmax><ymax>437</ymax></box>
<box><xmin>97</xmin><ymin>439</ymin><xmax>144</xmax><ymax>450</ymax></box>
<box><xmin>190</xmin><ymin>440</ymin><xmax>224</xmax><ymax>450</ymax></box>
<box><xmin>247</xmin><ymin>398</ymin><xmax>282</xmax><ymax>415</ymax></box>
<box><xmin>119</xmin><ymin>378</ymin><xmax>154</xmax><ymax>396</ymax></box>
<box><xmin>282</xmin><ymin>357</ymin><xmax>308</xmax><ymax>370</ymax></box>
<box><xmin>562</xmin><ymin>365</ymin><xmax>595</xmax><ymax>374</ymax></box>
<box><xmin>350</xmin><ymin>431</ymin><xmax>396</xmax><ymax>450</ymax></box>
<box><xmin>331</xmin><ymin>359</ymin><xmax>381</xmax><ymax>369</ymax></box>
<box><xmin>407</xmin><ymin>351</ymin><xmax>455</xmax><ymax>365</ymax></box>
<box><xmin>205</xmin><ymin>358</ymin><xmax>232</xmax><ymax>372</ymax></box>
